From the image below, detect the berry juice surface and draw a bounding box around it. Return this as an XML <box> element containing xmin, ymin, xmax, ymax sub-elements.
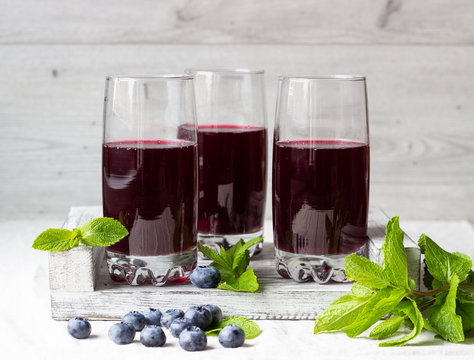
<box><xmin>179</xmin><ymin>125</ymin><xmax>267</xmax><ymax>235</ymax></box>
<box><xmin>102</xmin><ymin>140</ymin><xmax>197</xmax><ymax>256</ymax></box>
<box><xmin>273</xmin><ymin>139</ymin><xmax>369</xmax><ymax>255</ymax></box>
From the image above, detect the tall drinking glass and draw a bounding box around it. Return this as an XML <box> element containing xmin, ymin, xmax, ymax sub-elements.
<box><xmin>183</xmin><ymin>69</ymin><xmax>267</xmax><ymax>256</ymax></box>
<box><xmin>102</xmin><ymin>75</ymin><xmax>198</xmax><ymax>285</ymax></box>
<box><xmin>273</xmin><ymin>75</ymin><xmax>370</xmax><ymax>283</ymax></box>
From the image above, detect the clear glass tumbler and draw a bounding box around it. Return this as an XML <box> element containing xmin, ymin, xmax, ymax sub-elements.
<box><xmin>102</xmin><ymin>75</ymin><xmax>198</xmax><ymax>285</ymax></box>
<box><xmin>273</xmin><ymin>75</ymin><xmax>370</xmax><ymax>283</ymax></box>
<box><xmin>183</xmin><ymin>69</ymin><xmax>267</xmax><ymax>256</ymax></box>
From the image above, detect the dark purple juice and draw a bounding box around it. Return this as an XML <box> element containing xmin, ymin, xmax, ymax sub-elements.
<box><xmin>179</xmin><ymin>125</ymin><xmax>267</xmax><ymax>235</ymax></box>
<box><xmin>102</xmin><ymin>140</ymin><xmax>197</xmax><ymax>256</ymax></box>
<box><xmin>273</xmin><ymin>140</ymin><xmax>369</xmax><ymax>255</ymax></box>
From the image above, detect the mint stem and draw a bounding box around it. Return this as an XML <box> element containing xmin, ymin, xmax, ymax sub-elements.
<box><xmin>417</xmin><ymin>298</ymin><xmax>436</xmax><ymax>312</ymax></box>
<box><xmin>411</xmin><ymin>282</ymin><xmax>473</xmax><ymax>298</ymax></box>
<box><xmin>411</xmin><ymin>285</ymin><xmax>449</xmax><ymax>297</ymax></box>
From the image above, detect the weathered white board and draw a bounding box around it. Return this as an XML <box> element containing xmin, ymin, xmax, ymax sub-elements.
<box><xmin>2</xmin><ymin>43</ymin><xmax>474</xmax><ymax>222</ymax></box>
<box><xmin>2</xmin><ymin>1</ymin><xmax>474</xmax><ymax>223</ymax></box>
<box><xmin>2</xmin><ymin>0</ymin><xmax>474</xmax><ymax>45</ymax></box>
<box><xmin>49</xmin><ymin>207</ymin><xmax>420</xmax><ymax>320</ymax></box>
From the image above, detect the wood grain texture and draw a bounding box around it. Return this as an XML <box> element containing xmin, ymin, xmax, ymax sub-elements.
<box><xmin>49</xmin><ymin>206</ymin><xmax>419</xmax><ymax>320</ymax></box>
<box><xmin>1</xmin><ymin>0</ymin><xmax>474</xmax><ymax>45</ymax></box>
<box><xmin>49</xmin><ymin>246</ymin><xmax>102</xmax><ymax>292</ymax></box>
<box><xmin>1</xmin><ymin>44</ymin><xmax>473</xmax><ymax>220</ymax></box>
<box><xmin>48</xmin><ymin>207</ymin><xmax>104</xmax><ymax>291</ymax></box>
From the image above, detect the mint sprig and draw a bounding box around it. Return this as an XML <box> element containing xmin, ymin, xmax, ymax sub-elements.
<box><xmin>205</xmin><ymin>317</ymin><xmax>262</xmax><ymax>339</ymax></box>
<box><xmin>314</xmin><ymin>216</ymin><xmax>474</xmax><ymax>346</ymax></box>
<box><xmin>32</xmin><ymin>217</ymin><xmax>128</xmax><ymax>251</ymax></box>
<box><xmin>198</xmin><ymin>237</ymin><xmax>262</xmax><ymax>292</ymax></box>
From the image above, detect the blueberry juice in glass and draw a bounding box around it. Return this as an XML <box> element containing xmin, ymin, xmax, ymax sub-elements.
<box><xmin>102</xmin><ymin>75</ymin><xmax>198</xmax><ymax>286</ymax></box>
<box><xmin>273</xmin><ymin>76</ymin><xmax>370</xmax><ymax>283</ymax></box>
<box><xmin>185</xmin><ymin>69</ymin><xmax>267</xmax><ymax>256</ymax></box>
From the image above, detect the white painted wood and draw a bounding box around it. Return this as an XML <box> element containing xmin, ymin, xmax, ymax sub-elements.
<box><xmin>1</xmin><ymin>0</ymin><xmax>474</xmax><ymax>45</ymax></box>
<box><xmin>49</xmin><ymin>247</ymin><xmax>100</xmax><ymax>292</ymax></box>
<box><xmin>1</xmin><ymin>44</ymin><xmax>474</xmax><ymax>221</ymax></box>
<box><xmin>49</xmin><ymin>206</ymin><xmax>419</xmax><ymax>320</ymax></box>
<box><xmin>48</xmin><ymin>207</ymin><xmax>103</xmax><ymax>291</ymax></box>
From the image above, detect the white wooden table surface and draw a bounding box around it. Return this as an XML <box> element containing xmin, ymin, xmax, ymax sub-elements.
<box><xmin>2</xmin><ymin>218</ymin><xmax>474</xmax><ymax>359</ymax></box>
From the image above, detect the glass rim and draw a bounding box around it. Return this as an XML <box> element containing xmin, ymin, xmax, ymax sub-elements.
<box><xmin>105</xmin><ymin>74</ymin><xmax>193</xmax><ymax>81</ymax></box>
<box><xmin>279</xmin><ymin>74</ymin><xmax>366</xmax><ymax>81</ymax></box>
<box><xmin>185</xmin><ymin>68</ymin><xmax>264</xmax><ymax>75</ymax></box>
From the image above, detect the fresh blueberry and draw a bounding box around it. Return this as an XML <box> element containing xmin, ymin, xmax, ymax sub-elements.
<box><xmin>218</xmin><ymin>324</ymin><xmax>245</xmax><ymax>348</ymax></box>
<box><xmin>122</xmin><ymin>311</ymin><xmax>146</xmax><ymax>331</ymax></box>
<box><xmin>190</xmin><ymin>266</ymin><xmax>221</xmax><ymax>288</ymax></box>
<box><xmin>185</xmin><ymin>306</ymin><xmax>213</xmax><ymax>330</ymax></box>
<box><xmin>161</xmin><ymin>309</ymin><xmax>185</xmax><ymax>328</ymax></box>
<box><xmin>169</xmin><ymin>317</ymin><xmax>194</xmax><ymax>338</ymax></box>
<box><xmin>203</xmin><ymin>304</ymin><xmax>222</xmax><ymax>326</ymax></box>
<box><xmin>67</xmin><ymin>317</ymin><xmax>91</xmax><ymax>339</ymax></box>
<box><xmin>108</xmin><ymin>322</ymin><xmax>136</xmax><ymax>345</ymax></box>
<box><xmin>142</xmin><ymin>308</ymin><xmax>162</xmax><ymax>326</ymax></box>
<box><xmin>140</xmin><ymin>325</ymin><xmax>166</xmax><ymax>347</ymax></box>
<box><xmin>178</xmin><ymin>326</ymin><xmax>207</xmax><ymax>351</ymax></box>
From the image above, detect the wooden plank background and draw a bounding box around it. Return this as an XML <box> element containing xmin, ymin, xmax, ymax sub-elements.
<box><xmin>1</xmin><ymin>0</ymin><xmax>473</xmax><ymax>221</ymax></box>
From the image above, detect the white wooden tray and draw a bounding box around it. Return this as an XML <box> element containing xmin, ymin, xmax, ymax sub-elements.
<box><xmin>49</xmin><ymin>207</ymin><xmax>420</xmax><ymax>320</ymax></box>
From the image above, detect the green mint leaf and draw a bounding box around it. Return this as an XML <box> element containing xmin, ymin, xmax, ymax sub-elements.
<box><xmin>379</xmin><ymin>298</ymin><xmax>423</xmax><ymax>347</ymax></box>
<box><xmin>232</xmin><ymin>248</ymin><xmax>250</xmax><ymax>275</ymax></box>
<box><xmin>210</xmin><ymin>261</ymin><xmax>236</xmax><ymax>282</ymax></box>
<box><xmin>209</xmin><ymin>261</ymin><xmax>237</xmax><ymax>283</ymax></box>
<box><xmin>227</xmin><ymin>240</ymin><xmax>251</xmax><ymax>275</ymax></box>
<box><xmin>200</xmin><ymin>239</ymin><xmax>261</xmax><ymax>292</ymax></box>
<box><xmin>238</xmin><ymin>237</ymin><xmax>263</xmax><ymax>253</ymax></box>
<box><xmin>370</xmin><ymin>315</ymin><xmax>405</xmax><ymax>340</ymax></box>
<box><xmin>351</xmin><ymin>283</ymin><xmax>374</xmax><ymax>297</ymax></box>
<box><xmin>205</xmin><ymin>328</ymin><xmax>221</xmax><ymax>336</ymax></box>
<box><xmin>418</xmin><ymin>237</ymin><xmax>426</xmax><ymax>254</ymax></box>
<box><xmin>427</xmin><ymin>274</ymin><xmax>464</xmax><ymax>343</ymax></box>
<box><xmin>231</xmin><ymin>237</ymin><xmax>262</xmax><ymax>274</ymax></box>
<box><xmin>457</xmin><ymin>286</ymin><xmax>474</xmax><ymax>303</ymax></box>
<box><xmin>343</xmin><ymin>287</ymin><xmax>406</xmax><ymax>338</ymax></box>
<box><xmin>206</xmin><ymin>317</ymin><xmax>262</xmax><ymax>339</ymax></box>
<box><xmin>382</xmin><ymin>216</ymin><xmax>408</xmax><ymax>288</ymax></box>
<box><xmin>345</xmin><ymin>254</ymin><xmax>391</xmax><ymax>289</ymax></box>
<box><xmin>219</xmin><ymin>246</ymin><xmax>234</xmax><ymax>268</ymax></box>
<box><xmin>218</xmin><ymin>267</ymin><xmax>258</xmax><ymax>292</ymax></box>
<box><xmin>226</xmin><ymin>239</ymin><xmax>245</xmax><ymax>258</ymax></box>
<box><xmin>423</xmin><ymin>319</ymin><xmax>439</xmax><ymax>334</ymax></box>
<box><xmin>419</xmin><ymin>234</ymin><xmax>472</xmax><ymax>283</ymax></box>
<box><xmin>452</xmin><ymin>251</ymin><xmax>473</xmax><ymax>279</ymax></box>
<box><xmin>32</xmin><ymin>229</ymin><xmax>74</xmax><ymax>251</ymax></box>
<box><xmin>456</xmin><ymin>301</ymin><xmax>474</xmax><ymax>332</ymax></box>
<box><xmin>218</xmin><ymin>317</ymin><xmax>262</xmax><ymax>339</ymax></box>
<box><xmin>79</xmin><ymin>217</ymin><xmax>128</xmax><ymax>247</ymax></box>
<box><xmin>314</xmin><ymin>293</ymin><xmax>372</xmax><ymax>334</ymax></box>
<box><xmin>198</xmin><ymin>242</ymin><xmax>230</xmax><ymax>270</ymax></box>
<box><xmin>404</xmin><ymin>318</ymin><xmax>414</xmax><ymax>330</ymax></box>
<box><xmin>70</xmin><ymin>228</ymin><xmax>82</xmax><ymax>246</ymax></box>
<box><xmin>414</xmin><ymin>297</ymin><xmax>434</xmax><ymax>310</ymax></box>
<box><xmin>432</xmin><ymin>278</ymin><xmax>444</xmax><ymax>290</ymax></box>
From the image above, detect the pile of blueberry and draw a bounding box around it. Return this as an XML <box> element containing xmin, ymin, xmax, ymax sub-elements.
<box><xmin>67</xmin><ymin>304</ymin><xmax>246</xmax><ymax>351</ymax></box>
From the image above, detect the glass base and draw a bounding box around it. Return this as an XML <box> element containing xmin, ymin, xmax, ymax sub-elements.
<box><xmin>198</xmin><ymin>230</ymin><xmax>264</xmax><ymax>258</ymax></box>
<box><xmin>275</xmin><ymin>244</ymin><xmax>368</xmax><ymax>284</ymax></box>
<box><xmin>106</xmin><ymin>249</ymin><xmax>196</xmax><ymax>286</ymax></box>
